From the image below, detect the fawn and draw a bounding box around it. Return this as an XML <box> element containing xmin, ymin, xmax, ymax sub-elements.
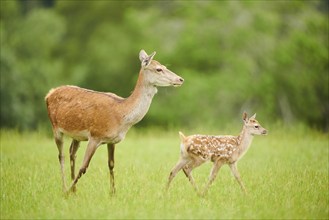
<box><xmin>167</xmin><ymin>112</ymin><xmax>267</xmax><ymax>195</ymax></box>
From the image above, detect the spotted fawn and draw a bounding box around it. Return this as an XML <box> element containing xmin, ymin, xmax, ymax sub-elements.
<box><xmin>167</xmin><ymin>112</ymin><xmax>267</xmax><ymax>195</ymax></box>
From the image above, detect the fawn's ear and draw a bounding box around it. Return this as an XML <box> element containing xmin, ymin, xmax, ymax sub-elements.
<box><xmin>250</xmin><ymin>113</ymin><xmax>257</xmax><ymax>120</ymax></box>
<box><xmin>242</xmin><ymin>112</ymin><xmax>248</xmax><ymax>123</ymax></box>
<box><xmin>139</xmin><ymin>50</ymin><xmax>156</xmax><ymax>67</ymax></box>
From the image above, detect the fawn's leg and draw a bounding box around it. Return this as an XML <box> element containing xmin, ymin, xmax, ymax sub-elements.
<box><xmin>167</xmin><ymin>158</ymin><xmax>190</xmax><ymax>189</ymax></box>
<box><xmin>68</xmin><ymin>138</ymin><xmax>100</xmax><ymax>193</ymax></box>
<box><xmin>182</xmin><ymin>159</ymin><xmax>203</xmax><ymax>191</ymax></box>
<box><xmin>229</xmin><ymin>162</ymin><xmax>246</xmax><ymax>193</ymax></box>
<box><xmin>54</xmin><ymin>131</ymin><xmax>67</xmax><ymax>192</ymax></box>
<box><xmin>182</xmin><ymin>164</ymin><xmax>196</xmax><ymax>188</ymax></box>
<box><xmin>107</xmin><ymin>143</ymin><xmax>116</xmax><ymax>195</ymax></box>
<box><xmin>69</xmin><ymin>139</ymin><xmax>80</xmax><ymax>192</ymax></box>
<box><xmin>203</xmin><ymin>160</ymin><xmax>224</xmax><ymax>195</ymax></box>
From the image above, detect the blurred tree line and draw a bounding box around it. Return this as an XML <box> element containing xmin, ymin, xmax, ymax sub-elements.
<box><xmin>0</xmin><ymin>0</ymin><xmax>328</xmax><ymax>131</ymax></box>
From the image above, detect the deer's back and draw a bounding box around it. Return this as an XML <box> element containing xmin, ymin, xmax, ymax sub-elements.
<box><xmin>184</xmin><ymin>134</ymin><xmax>239</xmax><ymax>162</ymax></box>
<box><xmin>45</xmin><ymin>86</ymin><xmax>125</xmax><ymax>139</ymax></box>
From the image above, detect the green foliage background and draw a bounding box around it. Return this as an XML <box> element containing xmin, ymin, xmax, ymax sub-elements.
<box><xmin>0</xmin><ymin>0</ymin><xmax>328</xmax><ymax>131</ymax></box>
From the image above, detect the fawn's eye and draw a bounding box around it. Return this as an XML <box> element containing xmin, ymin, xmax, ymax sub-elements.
<box><xmin>255</xmin><ymin>125</ymin><xmax>259</xmax><ymax>129</ymax></box>
<box><xmin>156</xmin><ymin>68</ymin><xmax>162</xmax><ymax>72</ymax></box>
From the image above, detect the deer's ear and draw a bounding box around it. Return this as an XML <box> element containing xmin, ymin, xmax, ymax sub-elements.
<box><xmin>139</xmin><ymin>50</ymin><xmax>156</xmax><ymax>67</ymax></box>
<box><xmin>139</xmin><ymin>50</ymin><xmax>148</xmax><ymax>62</ymax></box>
<box><xmin>250</xmin><ymin>113</ymin><xmax>257</xmax><ymax>120</ymax></box>
<box><xmin>242</xmin><ymin>112</ymin><xmax>248</xmax><ymax>123</ymax></box>
<box><xmin>148</xmin><ymin>51</ymin><xmax>156</xmax><ymax>61</ymax></box>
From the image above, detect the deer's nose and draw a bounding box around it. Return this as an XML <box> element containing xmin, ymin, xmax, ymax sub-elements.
<box><xmin>173</xmin><ymin>77</ymin><xmax>184</xmax><ymax>87</ymax></box>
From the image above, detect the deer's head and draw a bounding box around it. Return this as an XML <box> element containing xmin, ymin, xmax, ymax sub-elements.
<box><xmin>242</xmin><ymin>112</ymin><xmax>267</xmax><ymax>136</ymax></box>
<box><xmin>139</xmin><ymin>50</ymin><xmax>184</xmax><ymax>87</ymax></box>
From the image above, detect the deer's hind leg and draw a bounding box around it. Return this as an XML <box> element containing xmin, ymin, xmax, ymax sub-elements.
<box><xmin>69</xmin><ymin>139</ymin><xmax>80</xmax><ymax>192</ymax></box>
<box><xmin>54</xmin><ymin>131</ymin><xmax>67</xmax><ymax>192</ymax></box>
<box><xmin>167</xmin><ymin>158</ymin><xmax>190</xmax><ymax>190</ymax></box>
<box><xmin>182</xmin><ymin>159</ymin><xmax>204</xmax><ymax>192</ymax></box>
<box><xmin>202</xmin><ymin>160</ymin><xmax>224</xmax><ymax>196</ymax></box>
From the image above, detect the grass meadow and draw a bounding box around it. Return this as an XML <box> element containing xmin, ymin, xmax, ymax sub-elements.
<box><xmin>0</xmin><ymin>126</ymin><xmax>328</xmax><ymax>219</ymax></box>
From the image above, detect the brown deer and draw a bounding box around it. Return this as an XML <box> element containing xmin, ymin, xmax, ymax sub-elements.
<box><xmin>45</xmin><ymin>50</ymin><xmax>184</xmax><ymax>194</ymax></box>
<box><xmin>167</xmin><ymin>112</ymin><xmax>267</xmax><ymax>195</ymax></box>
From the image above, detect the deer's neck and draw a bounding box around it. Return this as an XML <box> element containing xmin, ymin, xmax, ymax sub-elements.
<box><xmin>121</xmin><ymin>71</ymin><xmax>157</xmax><ymax>126</ymax></box>
<box><xmin>237</xmin><ymin>126</ymin><xmax>254</xmax><ymax>158</ymax></box>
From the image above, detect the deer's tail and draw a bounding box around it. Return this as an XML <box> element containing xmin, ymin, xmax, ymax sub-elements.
<box><xmin>178</xmin><ymin>131</ymin><xmax>186</xmax><ymax>142</ymax></box>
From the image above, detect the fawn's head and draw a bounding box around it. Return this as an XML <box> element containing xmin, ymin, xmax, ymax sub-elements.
<box><xmin>139</xmin><ymin>50</ymin><xmax>184</xmax><ymax>87</ymax></box>
<box><xmin>242</xmin><ymin>112</ymin><xmax>267</xmax><ymax>136</ymax></box>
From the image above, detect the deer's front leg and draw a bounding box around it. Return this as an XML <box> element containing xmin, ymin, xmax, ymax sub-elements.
<box><xmin>68</xmin><ymin>138</ymin><xmax>100</xmax><ymax>193</ymax></box>
<box><xmin>107</xmin><ymin>143</ymin><xmax>115</xmax><ymax>195</ymax></box>
<box><xmin>229</xmin><ymin>162</ymin><xmax>247</xmax><ymax>193</ymax></box>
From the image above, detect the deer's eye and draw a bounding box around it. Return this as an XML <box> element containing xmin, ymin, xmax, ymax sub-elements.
<box><xmin>156</xmin><ymin>68</ymin><xmax>162</xmax><ymax>72</ymax></box>
<box><xmin>255</xmin><ymin>125</ymin><xmax>259</xmax><ymax>129</ymax></box>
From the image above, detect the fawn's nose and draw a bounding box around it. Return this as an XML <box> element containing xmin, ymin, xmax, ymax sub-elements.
<box><xmin>179</xmin><ymin>77</ymin><xmax>184</xmax><ymax>83</ymax></box>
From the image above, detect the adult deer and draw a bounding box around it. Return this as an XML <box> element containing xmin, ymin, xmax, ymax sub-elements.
<box><xmin>45</xmin><ymin>50</ymin><xmax>184</xmax><ymax>194</ymax></box>
<box><xmin>167</xmin><ymin>112</ymin><xmax>267</xmax><ymax>196</ymax></box>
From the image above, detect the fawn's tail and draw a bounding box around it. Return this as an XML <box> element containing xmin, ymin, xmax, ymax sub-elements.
<box><xmin>178</xmin><ymin>131</ymin><xmax>186</xmax><ymax>142</ymax></box>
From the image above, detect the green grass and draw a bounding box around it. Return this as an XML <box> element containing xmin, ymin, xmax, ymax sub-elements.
<box><xmin>1</xmin><ymin>127</ymin><xmax>328</xmax><ymax>219</ymax></box>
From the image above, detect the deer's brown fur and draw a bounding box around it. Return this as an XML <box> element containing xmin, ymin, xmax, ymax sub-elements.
<box><xmin>46</xmin><ymin>50</ymin><xmax>184</xmax><ymax>194</ymax></box>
